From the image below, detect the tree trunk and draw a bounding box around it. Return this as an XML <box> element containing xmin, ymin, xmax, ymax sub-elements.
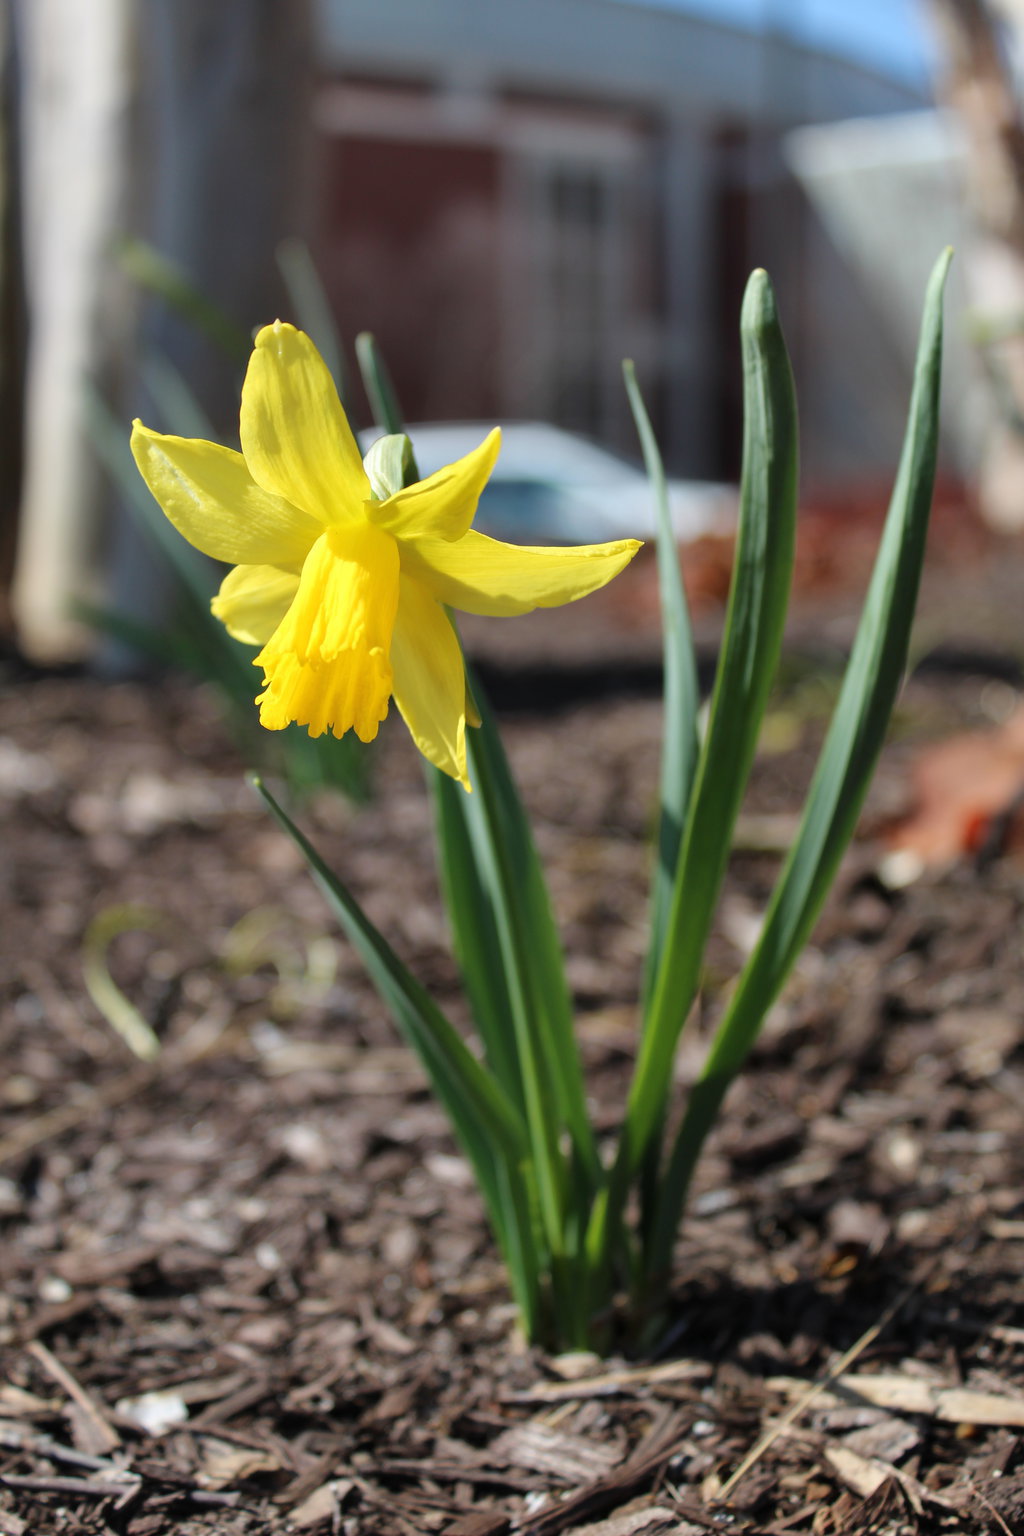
<box><xmin>10</xmin><ymin>0</ymin><xmax>313</xmax><ymax>663</ymax></box>
<box><xmin>929</xmin><ymin>0</ymin><xmax>1024</xmax><ymax>527</ymax></box>
<box><xmin>0</xmin><ymin>0</ymin><xmax>26</xmax><ymax>642</ymax></box>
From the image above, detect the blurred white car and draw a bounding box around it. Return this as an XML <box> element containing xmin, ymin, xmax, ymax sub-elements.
<box><xmin>366</xmin><ymin>421</ymin><xmax>736</xmax><ymax>546</ymax></box>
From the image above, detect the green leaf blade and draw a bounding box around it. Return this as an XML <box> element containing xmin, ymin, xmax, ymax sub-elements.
<box><xmin>253</xmin><ymin>775</ymin><xmax>540</xmax><ymax>1318</ymax></box>
<box><xmin>431</xmin><ymin>765</ymin><xmax>525</xmax><ymax>1111</ymax></box>
<box><xmin>115</xmin><ymin>237</ymin><xmax>251</xmax><ymax>364</ymax></box>
<box><xmin>276</xmin><ymin>237</ymin><xmax>348</xmax><ymax>408</ymax></box>
<box><xmin>622</xmin><ymin>362</ymin><xmax>700</xmax><ymax>999</ymax></box>
<box><xmin>585</xmin><ymin>268</ymin><xmax>799</xmax><ymax>1298</ymax></box>
<box><xmin>464</xmin><ymin>681</ymin><xmax>599</xmax><ymax>1196</ymax></box>
<box><xmin>631</xmin><ymin>268</ymin><xmax>799</xmax><ymax>1168</ymax></box>
<box><xmin>648</xmin><ymin>248</ymin><xmax>952</xmax><ymax>1286</ymax></box>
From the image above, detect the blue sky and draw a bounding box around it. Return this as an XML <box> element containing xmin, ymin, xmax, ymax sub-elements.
<box><xmin>619</xmin><ymin>0</ymin><xmax>933</xmax><ymax>84</ymax></box>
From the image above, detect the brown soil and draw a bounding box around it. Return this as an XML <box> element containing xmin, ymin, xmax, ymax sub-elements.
<box><xmin>3</xmin><ymin>534</ymin><xmax>1024</xmax><ymax>1536</ymax></box>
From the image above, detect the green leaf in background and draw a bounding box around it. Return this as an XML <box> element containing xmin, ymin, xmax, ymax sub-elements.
<box><xmin>114</xmin><ymin>237</ymin><xmax>251</xmax><ymax>364</ymax></box>
<box><xmin>277</xmin><ymin>237</ymin><xmax>349</xmax><ymax>409</ymax></box>
<box><xmin>141</xmin><ymin>353</ymin><xmax>220</xmax><ymax>442</ymax></box>
<box><xmin>82</xmin><ymin>905</ymin><xmax>165</xmax><ymax>1060</ymax></box>
<box><xmin>87</xmin><ymin>284</ymin><xmax>372</xmax><ymax>802</ymax></box>
<box><xmin>356</xmin><ymin>330</ymin><xmax>410</xmax><ymax>448</ymax></box>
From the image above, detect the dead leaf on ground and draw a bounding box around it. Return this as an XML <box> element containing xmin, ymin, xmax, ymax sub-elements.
<box><xmin>886</xmin><ymin>703</ymin><xmax>1024</xmax><ymax>865</ymax></box>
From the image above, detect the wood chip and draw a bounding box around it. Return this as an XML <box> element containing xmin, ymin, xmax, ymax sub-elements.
<box><xmin>508</xmin><ymin>1360</ymin><xmax>711</xmax><ymax>1404</ymax></box>
<box><xmin>286</xmin><ymin>1478</ymin><xmax>355</xmax><ymax>1528</ymax></box>
<box><xmin>0</xmin><ymin>1385</ymin><xmax>56</xmax><ymax>1416</ymax></box>
<box><xmin>770</xmin><ymin>1372</ymin><xmax>1024</xmax><ymax>1426</ymax></box>
<box><xmin>571</xmin><ymin>1506</ymin><xmax>683</xmax><ymax>1535</ymax></box>
<box><xmin>50</xmin><ymin>1241</ymin><xmax>163</xmax><ymax>1285</ymax></box>
<box><xmin>189</xmin><ymin>1376</ymin><xmax>275</xmax><ymax>1426</ymax></box>
<box><xmin>25</xmin><ymin>1339</ymin><xmax>120</xmax><ymax>1454</ymax></box>
<box><xmin>514</xmin><ymin>1415</ymin><xmax>688</xmax><ymax>1536</ymax></box>
<box><xmin>489</xmin><ymin>1421</ymin><xmax>621</xmax><ymax>1483</ymax></box>
<box><xmin>198</xmin><ymin>1436</ymin><xmax>283</xmax><ymax>1488</ymax></box>
<box><xmin>841</xmin><ymin>1414</ymin><xmax>921</xmax><ymax>1463</ymax></box>
<box><xmin>824</xmin><ymin>1445</ymin><xmax>958</xmax><ymax>1514</ymax></box>
<box><xmin>0</xmin><ymin>1472</ymin><xmax>140</xmax><ymax>1499</ymax></box>
<box><xmin>0</xmin><ymin>1064</ymin><xmax>158</xmax><ymax>1167</ymax></box>
<box><xmin>442</xmin><ymin>1513</ymin><xmax>513</xmax><ymax>1536</ymax></box>
<box><xmin>824</xmin><ymin>1446</ymin><xmax>890</xmax><ymax>1500</ymax></box>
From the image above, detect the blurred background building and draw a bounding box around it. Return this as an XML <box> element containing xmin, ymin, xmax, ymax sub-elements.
<box><xmin>0</xmin><ymin>0</ymin><xmax>971</xmax><ymax>662</ymax></box>
<box><xmin>309</xmin><ymin>0</ymin><xmax>924</xmax><ymax>477</ymax></box>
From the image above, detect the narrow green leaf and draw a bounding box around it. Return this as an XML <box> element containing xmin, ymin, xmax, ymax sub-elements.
<box><xmin>454</xmin><ymin>710</ymin><xmax>576</xmax><ymax>1268</ymax></box>
<box><xmin>82</xmin><ymin>906</ymin><xmax>164</xmax><ymax>1060</ymax></box>
<box><xmin>622</xmin><ymin>362</ymin><xmax>700</xmax><ymax>1000</ymax></box>
<box><xmin>647</xmin><ymin>248</ymin><xmax>952</xmax><ymax>1287</ymax></box>
<box><xmin>586</xmin><ymin>268</ymin><xmax>799</xmax><ymax>1284</ymax></box>
<box><xmin>638</xmin><ymin>270</ymin><xmax>798</xmax><ymax>1106</ymax></box>
<box><xmin>432</xmin><ymin>768</ymin><xmax>525</xmax><ymax>1110</ymax></box>
<box><xmin>465</xmin><ymin>679</ymin><xmax>600</xmax><ymax>1196</ymax></box>
<box><xmin>115</xmin><ymin>237</ymin><xmax>251</xmax><ymax>364</ymax></box>
<box><xmin>355</xmin><ymin>333</ymin><xmax>423</xmax><ymax>496</ymax></box>
<box><xmin>494</xmin><ymin>1160</ymin><xmax>546</xmax><ymax>1341</ymax></box>
<box><xmin>428</xmin><ymin>656</ymin><xmax>601</xmax><ymax>1340</ymax></box>
<box><xmin>254</xmin><ymin>776</ymin><xmax>539</xmax><ymax>1316</ymax></box>
<box><xmin>141</xmin><ymin>353</ymin><xmax>219</xmax><ymax>442</ymax></box>
<box><xmin>623</xmin><ymin>360</ymin><xmax>702</xmax><ymax>1247</ymax></box>
<box><xmin>85</xmin><ymin>386</ymin><xmax>216</xmax><ymax>602</ymax></box>
<box><xmin>276</xmin><ymin>237</ymin><xmax>348</xmax><ymax>408</ymax></box>
<box><xmin>90</xmin><ymin>387</ymin><xmax>369</xmax><ymax>800</ymax></box>
<box><xmin>356</xmin><ymin>330</ymin><xmax>412</xmax><ymax>449</ymax></box>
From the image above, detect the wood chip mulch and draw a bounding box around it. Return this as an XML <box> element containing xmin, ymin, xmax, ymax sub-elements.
<box><xmin>3</xmin><ymin>586</ymin><xmax>1024</xmax><ymax>1535</ymax></box>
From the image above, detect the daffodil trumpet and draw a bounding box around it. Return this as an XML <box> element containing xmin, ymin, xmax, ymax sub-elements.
<box><xmin>131</xmin><ymin>322</ymin><xmax>640</xmax><ymax>790</ymax></box>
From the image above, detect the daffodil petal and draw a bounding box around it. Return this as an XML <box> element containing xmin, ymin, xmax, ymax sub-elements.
<box><xmin>255</xmin><ymin>520</ymin><xmax>400</xmax><ymax>742</ymax></box>
<box><xmin>240</xmin><ymin>321</ymin><xmax>369</xmax><ymax>523</ymax></box>
<box><xmin>400</xmin><ymin>529</ymin><xmax>643</xmax><ymax>616</ymax></box>
<box><xmin>391</xmin><ymin>575</ymin><xmax>469</xmax><ymax>788</ymax></box>
<box><xmin>211</xmin><ymin>564</ymin><xmax>299</xmax><ymax>645</ymax></box>
<box><xmin>131</xmin><ymin>422</ymin><xmax>322</xmax><ymax>566</ymax></box>
<box><xmin>369</xmin><ymin>429</ymin><xmax>501</xmax><ymax>542</ymax></box>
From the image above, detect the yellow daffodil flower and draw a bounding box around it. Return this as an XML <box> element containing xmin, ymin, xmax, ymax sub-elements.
<box><xmin>131</xmin><ymin>322</ymin><xmax>641</xmax><ymax>788</ymax></box>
